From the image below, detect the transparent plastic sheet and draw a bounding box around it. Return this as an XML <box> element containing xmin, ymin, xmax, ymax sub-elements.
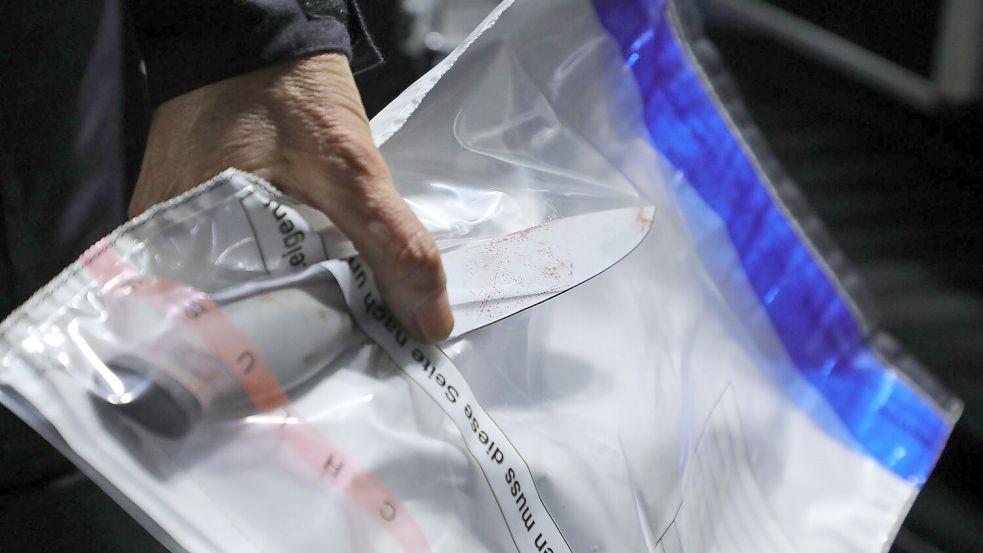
<box><xmin>0</xmin><ymin>1</ymin><xmax>960</xmax><ymax>553</ymax></box>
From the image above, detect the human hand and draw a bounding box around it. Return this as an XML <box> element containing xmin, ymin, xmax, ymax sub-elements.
<box><xmin>129</xmin><ymin>53</ymin><xmax>453</xmax><ymax>343</ymax></box>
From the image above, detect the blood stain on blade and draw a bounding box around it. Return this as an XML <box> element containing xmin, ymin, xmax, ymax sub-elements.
<box><xmin>636</xmin><ymin>206</ymin><xmax>654</xmax><ymax>232</ymax></box>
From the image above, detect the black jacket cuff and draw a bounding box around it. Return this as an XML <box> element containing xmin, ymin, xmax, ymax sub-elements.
<box><xmin>128</xmin><ymin>0</ymin><xmax>382</xmax><ymax>107</ymax></box>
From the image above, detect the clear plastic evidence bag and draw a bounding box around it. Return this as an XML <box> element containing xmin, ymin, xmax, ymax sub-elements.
<box><xmin>0</xmin><ymin>1</ymin><xmax>960</xmax><ymax>552</ymax></box>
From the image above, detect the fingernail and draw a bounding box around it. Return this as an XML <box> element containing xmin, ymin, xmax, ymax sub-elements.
<box><xmin>412</xmin><ymin>289</ymin><xmax>454</xmax><ymax>343</ymax></box>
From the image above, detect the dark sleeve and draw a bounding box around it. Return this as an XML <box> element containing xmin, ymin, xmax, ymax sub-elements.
<box><xmin>126</xmin><ymin>0</ymin><xmax>382</xmax><ymax>107</ymax></box>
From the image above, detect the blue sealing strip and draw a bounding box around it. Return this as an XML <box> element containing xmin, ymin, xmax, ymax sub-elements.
<box><xmin>591</xmin><ymin>0</ymin><xmax>950</xmax><ymax>485</ymax></box>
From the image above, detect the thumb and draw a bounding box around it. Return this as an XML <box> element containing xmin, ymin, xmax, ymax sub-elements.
<box><xmin>271</xmin><ymin>54</ymin><xmax>454</xmax><ymax>342</ymax></box>
<box><xmin>305</xmin><ymin>143</ymin><xmax>454</xmax><ymax>343</ymax></box>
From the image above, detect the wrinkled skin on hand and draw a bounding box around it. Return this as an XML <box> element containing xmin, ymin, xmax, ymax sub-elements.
<box><xmin>130</xmin><ymin>53</ymin><xmax>454</xmax><ymax>343</ymax></box>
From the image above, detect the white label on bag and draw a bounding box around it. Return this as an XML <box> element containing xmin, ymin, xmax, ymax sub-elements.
<box><xmin>326</xmin><ymin>257</ymin><xmax>573</xmax><ymax>553</ymax></box>
<box><xmin>240</xmin><ymin>191</ymin><xmax>330</xmax><ymax>273</ymax></box>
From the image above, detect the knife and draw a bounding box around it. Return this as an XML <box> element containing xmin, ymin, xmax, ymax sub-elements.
<box><xmin>94</xmin><ymin>205</ymin><xmax>655</xmax><ymax>436</ymax></box>
<box><xmin>209</xmin><ymin>204</ymin><xmax>656</xmax><ymax>339</ymax></box>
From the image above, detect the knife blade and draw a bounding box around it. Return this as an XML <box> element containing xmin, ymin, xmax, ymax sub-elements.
<box><xmin>443</xmin><ymin>205</ymin><xmax>655</xmax><ymax>338</ymax></box>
